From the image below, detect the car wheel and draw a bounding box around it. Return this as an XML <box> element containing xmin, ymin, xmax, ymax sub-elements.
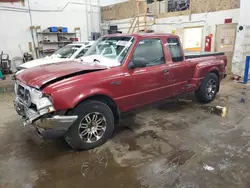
<box><xmin>195</xmin><ymin>73</ymin><xmax>219</xmax><ymax>103</ymax></box>
<box><xmin>65</xmin><ymin>100</ymin><xmax>114</xmax><ymax>150</ymax></box>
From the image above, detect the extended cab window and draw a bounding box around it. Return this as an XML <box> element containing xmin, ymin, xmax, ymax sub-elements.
<box><xmin>133</xmin><ymin>39</ymin><xmax>165</xmax><ymax>67</ymax></box>
<box><xmin>167</xmin><ymin>38</ymin><xmax>184</xmax><ymax>62</ymax></box>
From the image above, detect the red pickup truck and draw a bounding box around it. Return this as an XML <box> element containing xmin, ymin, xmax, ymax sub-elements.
<box><xmin>14</xmin><ymin>33</ymin><xmax>227</xmax><ymax>150</ymax></box>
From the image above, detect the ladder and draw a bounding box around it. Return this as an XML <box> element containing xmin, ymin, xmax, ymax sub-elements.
<box><xmin>128</xmin><ymin>0</ymin><xmax>156</xmax><ymax>33</ymax></box>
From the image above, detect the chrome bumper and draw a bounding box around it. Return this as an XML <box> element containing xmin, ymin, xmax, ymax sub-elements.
<box><xmin>36</xmin><ymin>115</ymin><xmax>78</xmax><ymax>130</ymax></box>
<box><xmin>14</xmin><ymin>98</ymin><xmax>78</xmax><ymax>139</ymax></box>
<box><xmin>35</xmin><ymin>115</ymin><xmax>78</xmax><ymax>139</ymax></box>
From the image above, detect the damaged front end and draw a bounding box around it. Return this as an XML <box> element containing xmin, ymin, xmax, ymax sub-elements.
<box><xmin>14</xmin><ymin>81</ymin><xmax>77</xmax><ymax>139</ymax></box>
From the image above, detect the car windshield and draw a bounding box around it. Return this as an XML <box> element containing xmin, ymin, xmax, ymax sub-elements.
<box><xmin>84</xmin><ymin>36</ymin><xmax>134</xmax><ymax>64</ymax></box>
<box><xmin>52</xmin><ymin>45</ymin><xmax>81</xmax><ymax>58</ymax></box>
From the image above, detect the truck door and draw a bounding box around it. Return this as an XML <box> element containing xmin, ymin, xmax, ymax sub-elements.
<box><xmin>121</xmin><ymin>38</ymin><xmax>172</xmax><ymax>110</ymax></box>
<box><xmin>165</xmin><ymin>37</ymin><xmax>192</xmax><ymax>96</ymax></box>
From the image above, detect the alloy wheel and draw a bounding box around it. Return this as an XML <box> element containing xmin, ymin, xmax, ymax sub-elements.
<box><xmin>78</xmin><ymin>112</ymin><xmax>107</xmax><ymax>143</ymax></box>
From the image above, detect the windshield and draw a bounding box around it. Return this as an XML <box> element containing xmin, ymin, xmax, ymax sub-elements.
<box><xmin>84</xmin><ymin>36</ymin><xmax>134</xmax><ymax>64</ymax></box>
<box><xmin>52</xmin><ymin>45</ymin><xmax>81</xmax><ymax>58</ymax></box>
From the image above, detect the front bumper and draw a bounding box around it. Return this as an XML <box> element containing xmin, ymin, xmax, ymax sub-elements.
<box><xmin>14</xmin><ymin>98</ymin><xmax>78</xmax><ymax>139</ymax></box>
<box><xmin>35</xmin><ymin>116</ymin><xmax>78</xmax><ymax>139</ymax></box>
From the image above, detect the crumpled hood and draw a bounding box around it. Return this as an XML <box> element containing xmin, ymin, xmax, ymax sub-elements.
<box><xmin>16</xmin><ymin>60</ymin><xmax>107</xmax><ymax>89</ymax></box>
<box><xmin>19</xmin><ymin>56</ymin><xmax>69</xmax><ymax>69</ymax></box>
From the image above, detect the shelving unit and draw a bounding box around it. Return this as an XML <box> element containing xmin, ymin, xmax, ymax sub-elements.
<box><xmin>36</xmin><ymin>32</ymin><xmax>76</xmax><ymax>35</ymax></box>
<box><xmin>42</xmin><ymin>41</ymin><xmax>73</xmax><ymax>44</ymax></box>
<box><xmin>35</xmin><ymin>26</ymin><xmax>81</xmax><ymax>58</ymax></box>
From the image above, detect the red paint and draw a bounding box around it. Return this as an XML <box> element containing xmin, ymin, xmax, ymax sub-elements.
<box><xmin>224</xmin><ymin>18</ymin><xmax>233</xmax><ymax>24</ymax></box>
<box><xmin>208</xmin><ymin>34</ymin><xmax>213</xmax><ymax>38</ymax></box>
<box><xmin>17</xmin><ymin>61</ymin><xmax>107</xmax><ymax>88</ymax></box>
<box><xmin>205</xmin><ymin>36</ymin><xmax>212</xmax><ymax>52</ymax></box>
<box><xmin>0</xmin><ymin>0</ymin><xmax>20</xmax><ymax>2</ymax></box>
<box><xmin>17</xmin><ymin>33</ymin><xmax>227</xmax><ymax>112</ymax></box>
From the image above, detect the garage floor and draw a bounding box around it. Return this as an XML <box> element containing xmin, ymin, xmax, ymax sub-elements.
<box><xmin>1</xmin><ymin>81</ymin><xmax>250</xmax><ymax>188</ymax></box>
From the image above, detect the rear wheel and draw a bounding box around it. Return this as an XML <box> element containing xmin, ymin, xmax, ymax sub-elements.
<box><xmin>195</xmin><ymin>73</ymin><xmax>219</xmax><ymax>103</ymax></box>
<box><xmin>65</xmin><ymin>100</ymin><xmax>114</xmax><ymax>150</ymax></box>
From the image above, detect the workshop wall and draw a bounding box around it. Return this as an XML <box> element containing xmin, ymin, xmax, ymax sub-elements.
<box><xmin>0</xmin><ymin>0</ymin><xmax>100</xmax><ymax>58</ymax></box>
<box><xmin>101</xmin><ymin>0</ymin><xmax>145</xmax><ymax>21</ymax></box>
<box><xmin>156</xmin><ymin>9</ymin><xmax>240</xmax><ymax>52</ymax></box>
<box><xmin>232</xmin><ymin>0</ymin><xmax>250</xmax><ymax>76</ymax></box>
<box><xmin>102</xmin><ymin>0</ymin><xmax>240</xmax><ymax>21</ymax></box>
<box><xmin>105</xmin><ymin>8</ymin><xmax>240</xmax><ymax>52</ymax></box>
<box><xmin>101</xmin><ymin>0</ymin><xmax>128</xmax><ymax>6</ymax></box>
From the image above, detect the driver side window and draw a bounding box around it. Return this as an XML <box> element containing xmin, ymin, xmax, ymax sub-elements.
<box><xmin>133</xmin><ymin>39</ymin><xmax>165</xmax><ymax>67</ymax></box>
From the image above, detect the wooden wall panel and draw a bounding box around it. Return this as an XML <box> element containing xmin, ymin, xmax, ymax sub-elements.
<box><xmin>191</xmin><ymin>0</ymin><xmax>239</xmax><ymax>13</ymax></box>
<box><xmin>101</xmin><ymin>0</ymin><xmax>145</xmax><ymax>21</ymax></box>
<box><xmin>231</xmin><ymin>0</ymin><xmax>240</xmax><ymax>9</ymax></box>
<box><xmin>102</xmin><ymin>0</ymin><xmax>241</xmax><ymax>21</ymax></box>
<box><xmin>157</xmin><ymin>10</ymin><xmax>190</xmax><ymax>18</ymax></box>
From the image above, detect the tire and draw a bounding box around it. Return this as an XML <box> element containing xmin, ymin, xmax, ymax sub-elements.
<box><xmin>65</xmin><ymin>100</ymin><xmax>114</xmax><ymax>150</ymax></box>
<box><xmin>195</xmin><ymin>73</ymin><xmax>219</xmax><ymax>103</ymax></box>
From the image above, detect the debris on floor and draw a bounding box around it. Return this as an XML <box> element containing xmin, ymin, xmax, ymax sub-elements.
<box><xmin>230</xmin><ymin>74</ymin><xmax>241</xmax><ymax>81</ymax></box>
<box><xmin>240</xmin><ymin>87</ymin><xmax>247</xmax><ymax>103</ymax></box>
<box><xmin>177</xmin><ymin>99</ymin><xmax>193</xmax><ymax>105</ymax></box>
<box><xmin>215</xmin><ymin>106</ymin><xmax>228</xmax><ymax>117</ymax></box>
<box><xmin>197</xmin><ymin>105</ymin><xmax>228</xmax><ymax>117</ymax></box>
<box><xmin>203</xmin><ymin>164</ymin><xmax>215</xmax><ymax>171</ymax></box>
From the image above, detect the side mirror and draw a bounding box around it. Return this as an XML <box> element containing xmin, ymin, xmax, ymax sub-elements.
<box><xmin>128</xmin><ymin>57</ymin><xmax>147</xmax><ymax>69</ymax></box>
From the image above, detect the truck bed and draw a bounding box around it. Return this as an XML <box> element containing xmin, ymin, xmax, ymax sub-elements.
<box><xmin>185</xmin><ymin>52</ymin><xmax>225</xmax><ymax>59</ymax></box>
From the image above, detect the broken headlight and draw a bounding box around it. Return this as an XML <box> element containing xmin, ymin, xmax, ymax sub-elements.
<box><xmin>29</xmin><ymin>89</ymin><xmax>55</xmax><ymax>113</ymax></box>
<box><xmin>36</xmin><ymin>97</ymin><xmax>53</xmax><ymax>110</ymax></box>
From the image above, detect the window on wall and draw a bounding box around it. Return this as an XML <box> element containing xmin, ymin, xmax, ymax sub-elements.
<box><xmin>183</xmin><ymin>27</ymin><xmax>203</xmax><ymax>52</ymax></box>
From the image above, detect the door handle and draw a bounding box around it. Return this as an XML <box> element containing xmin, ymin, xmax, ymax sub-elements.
<box><xmin>163</xmin><ymin>69</ymin><xmax>169</xmax><ymax>73</ymax></box>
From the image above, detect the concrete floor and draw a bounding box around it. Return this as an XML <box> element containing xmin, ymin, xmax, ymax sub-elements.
<box><xmin>1</xmin><ymin>81</ymin><xmax>250</xmax><ymax>188</ymax></box>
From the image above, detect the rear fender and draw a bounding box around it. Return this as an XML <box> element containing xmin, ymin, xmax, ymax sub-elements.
<box><xmin>194</xmin><ymin>60</ymin><xmax>220</xmax><ymax>78</ymax></box>
<box><xmin>191</xmin><ymin>62</ymin><xmax>220</xmax><ymax>90</ymax></box>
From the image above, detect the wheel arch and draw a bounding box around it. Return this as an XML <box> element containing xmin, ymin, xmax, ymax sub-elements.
<box><xmin>209</xmin><ymin>69</ymin><xmax>219</xmax><ymax>79</ymax></box>
<box><xmin>73</xmin><ymin>94</ymin><xmax>121</xmax><ymax>127</ymax></box>
<box><xmin>209</xmin><ymin>69</ymin><xmax>220</xmax><ymax>92</ymax></box>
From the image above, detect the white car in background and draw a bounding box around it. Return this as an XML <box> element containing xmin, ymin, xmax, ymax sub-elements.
<box><xmin>16</xmin><ymin>41</ymin><xmax>95</xmax><ymax>72</ymax></box>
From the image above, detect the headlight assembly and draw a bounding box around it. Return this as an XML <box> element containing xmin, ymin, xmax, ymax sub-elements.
<box><xmin>36</xmin><ymin>97</ymin><xmax>52</xmax><ymax>110</ymax></box>
<box><xmin>30</xmin><ymin>88</ymin><xmax>55</xmax><ymax>113</ymax></box>
<box><xmin>30</xmin><ymin>88</ymin><xmax>43</xmax><ymax>102</ymax></box>
<box><xmin>15</xmin><ymin>81</ymin><xmax>55</xmax><ymax>114</ymax></box>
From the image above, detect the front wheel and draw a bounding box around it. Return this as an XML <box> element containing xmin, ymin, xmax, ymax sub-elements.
<box><xmin>195</xmin><ymin>73</ymin><xmax>219</xmax><ymax>103</ymax></box>
<box><xmin>65</xmin><ymin>100</ymin><xmax>114</xmax><ymax>150</ymax></box>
